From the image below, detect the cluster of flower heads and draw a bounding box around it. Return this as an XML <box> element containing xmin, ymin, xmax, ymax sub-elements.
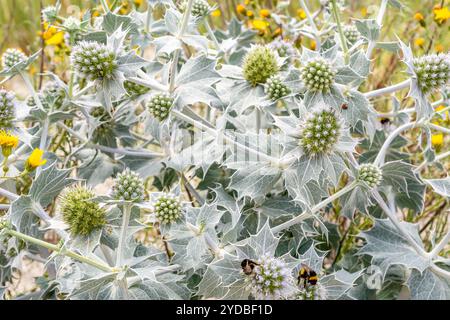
<box><xmin>0</xmin><ymin>90</ymin><xmax>15</xmax><ymax>128</ymax></box>
<box><xmin>300</xmin><ymin>57</ymin><xmax>336</xmax><ymax>92</ymax></box>
<box><xmin>112</xmin><ymin>168</ymin><xmax>145</xmax><ymax>202</ymax></box>
<box><xmin>71</xmin><ymin>41</ymin><xmax>117</xmax><ymax>81</ymax></box>
<box><xmin>60</xmin><ymin>186</ymin><xmax>106</xmax><ymax>236</ymax></box>
<box><xmin>299</xmin><ymin>108</ymin><xmax>341</xmax><ymax>156</ymax></box>
<box><xmin>343</xmin><ymin>24</ymin><xmax>361</xmax><ymax>44</ymax></box>
<box><xmin>153</xmin><ymin>194</ymin><xmax>182</xmax><ymax>224</ymax></box>
<box><xmin>244</xmin><ymin>255</ymin><xmax>293</xmax><ymax>300</ymax></box>
<box><xmin>147</xmin><ymin>93</ymin><xmax>174</xmax><ymax>121</ymax></box>
<box><xmin>265</xmin><ymin>75</ymin><xmax>290</xmax><ymax>101</ymax></box>
<box><xmin>242</xmin><ymin>45</ymin><xmax>279</xmax><ymax>87</ymax></box>
<box><xmin>413</xmin><ymin>53</ymin><xmax>450</xmax><ymax>94</ymax></box>
<box><xmin>1</xmin><ymin>48</ymin><xmax>27</xmax><ymax>70</ymax></box>
<box><xmin>179</xmin><ymin>0</ymin><xmax>211</xmax><ymax>18</ymax></box>
<box><xmin>357</xmin><ymin>164</ymin><xmax>383</xmax><ymax>189</ymax></box>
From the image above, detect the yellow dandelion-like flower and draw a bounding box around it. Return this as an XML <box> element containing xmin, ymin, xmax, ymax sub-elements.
<box><xmin>361</xmin><ymin>7</ymin><xmax>368</xmax><ymax>18</ymax></box>
<box><xmin>25</xmin><ymin>148</ymin><xmax>47</xmax><ymax>171</ymax></box>
<box><xmin>133</xmin><ymin>0</ymin><xmax>143</xmax><ymax>6</ymax></box>
<box><xmin>435</xmin><ymin>44</ymin><xmax>444</xmax><ymax>52</ymax></box>
<box><xmin>431</xmin><ymin>133</ymin><xmax>444</xmax><ymax>146</ymax></box>
<box><xmin>260</xmin><ymin>9</ymin><xmax>270</xmax><ymax>18</ymax></box>
<box><xmin>297</xmin><ymin>9</ymin><xmax>306</xmax><ymax>20</ymax></box>
<box><xmin>237</xmin><ymin>4</ymin><xmax>246</xmax><ymax>14</ymax></box>
<box><xmin>310</xmin><ymin>40</ymin><xmax>317</xmax><ymax>51</ymax></box>
<box><xmin>414</xmin><ymin>38</ymin><xmax>425</xmax><ymax>47</ymax></box>
<box><xmin>0</xmin><ymin>130</ymin><xmax>19</xmax><ymax>157</ymax></box>
<box><xmin>211</xmin><ymin>9</ymin><xmax>221</xmax><ymax>17</ymax></box>
<box><xmin>246</xmin><ymin>10</ymin><xmax>254</xmax><ymax>18</ymax></box>
<box><xmin>433</xmin><ymin>7</ymin><xmax>450</xmax><ymax>23</ymax></box>
<box><xmin>414</xmin><ymin>12</ymin><xmax>424</xmax><ymax>21</ymax></box>
<box><xmin>45</xmin><ymin>31</ymin><xmax>65</xmax><ymax>46</ymax></box>
<box><xmin>251</xmin><ymin>19</ymin><xmax>269</xmax><ymax>32</ymax></box>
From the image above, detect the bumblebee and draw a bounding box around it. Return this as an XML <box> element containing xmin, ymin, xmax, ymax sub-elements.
<box><xmin>297</xmin><ymin>264</ymin><xmax>318</xmax><ymax>286</ymax></box>
<box><xmin>380</xmin><ymin>117</ymin><xmax>391</xmax><ymax>125</ymax></box>
<box><xmin>241</xmin><ymin>259</ymin><xmax>259</xmax><ymax>275</ymax></box>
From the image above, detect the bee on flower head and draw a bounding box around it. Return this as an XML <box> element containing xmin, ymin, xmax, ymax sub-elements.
<box><xmin>297</xmin><ymin>264</ymin><xmax>318</xmax><ymax>287</ymax></box>
<box><xmin>241</xmin><ymin>259</ymin><xmax>259</xmax><ymax>275</ymax></box>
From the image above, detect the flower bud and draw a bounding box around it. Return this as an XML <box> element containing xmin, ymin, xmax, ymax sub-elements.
<box><xmin>0</xmin><ymin>90</ymin><xmax>15</xmax><ymax>129</ymax></box>
<box><xmin>147</xmin><ymin>93</ymin><xmax>174</xmax><ymax>121</ymax></box>
<box><xmin>265</xmin><ymin>75</ymin><xmax>290</xmax><ymax>101</ymax></box>
<box><xmin>112</xmin><ymin>168</ymin><xmax>145</xmax><ymax>202</ymax></box>
<box><xmin>413</xmin><ymin>53</ymin><xmax>450</xmax><ymax>94</ymax></box>
<box><xmin>358</xmin><ymin>163</ymin><xmax>382</xmax><ymax>189</ymax></box>
<box><xmin>343</xmin><ymin>24</ymin><xmax>361</xmax><ymax>44</ymax></box>
<box><xmin>300</xmin><ymin>57</ymin><xmax>336</xmax><ymax>92</ymax></box>
<box><xmin>2</xmin><ymin>48</ymin><xmax>27</xmax><ymax>70</ymax></box>
<box><xmin>71</xmin><ymin>41</ymin><xmax>117</xmax><ymax>81</ymax></box>
<box><xmin>154</xmin><ymin>194</ymin><xmax>182</xmax><ymax>224</ymax></box>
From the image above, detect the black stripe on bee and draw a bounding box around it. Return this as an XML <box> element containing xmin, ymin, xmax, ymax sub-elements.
<box><xmin>297</xmin><ymin>264</ymin><xmax>318</xmax><ymax>286</ymax></box>
<box><xmin>241</xmin><ymin>259</ymin><xmax>259</xmax><ymax>275</ymax></box>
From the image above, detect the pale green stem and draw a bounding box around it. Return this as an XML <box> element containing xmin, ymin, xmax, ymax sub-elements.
<box><xmin>204</xmin><ymin>19</ymin><xmax>220</xmax><ymax>50</ymax></box>
<box><xmin>364</xmin><ymin>79</ymin><xmax>411</xmax><ymax>99</ymax></box>
<box><xmin>100</xmin><ymin>0</ymin><xmax>110</xmax><ymax>13</ymax></box>
<box><xmin>116</xmin><ymin>203</ymin><xmax>132</xmax><ymax>267</ymax></box>
<box><xmin>331</xmin><ymin>0</ymin><xmax>349</xmax><ymax>64</ymax></box>
<box><xmin>415</xmin><ymin>150</ymin><xmax>450</xmax><ymax>172</ymax></box>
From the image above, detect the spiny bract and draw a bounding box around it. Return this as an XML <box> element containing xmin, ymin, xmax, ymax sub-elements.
<box><xmin>243</xmin><ymin>45</ymin><xmax>279</xmax><ymax>87</ymax></box>
<box><xmin>0</xmin><ymin>90</ymin><xmax>15</xmax><ymax>128</ymax></box>
<box><xmin>300</xmin><ymin>57</ymin><xmax>336</xmax><ymax>92</ymax></box>
<box><xmin>2</xmin><ymin>48</ymin><xmax>27</xmax><ymax>69</ymax></box>
<box><xmin>244</xmin><ymin>255</ymin><xmax>292</xmax><ymax>300</ymax></box>
<box><xmin>71</xmin><ymin>41</ymin><xmax>117</xmax><ymax>81</ymax></box>
<box><xmin>112</xmin><ymin>168</ymin><xmax>145</xmax><ymax>202</ymax></box>
<box><xmin>60</xmin><ymin>186</ymin><xmax>106</xmax><ymax>236</ymax></box>
<box><xmin>147</xmin><ymin>93</ymin><xmax>174</xmax><ymax>121</ymax></box>
<box><xmin>265</xmin><ymin>75</ymin><xmax>290</xmax><ymax>101</ymax></box>
<box><xmin>269</xmin><ymin>39</ymin><xmax>296</xmax><ymax>60</ymax></box>
<box><xmin>358</xmin><ymin>163</ymin><xmax>383</xmax><ymax>189</ymax></box>
<box><xmin>154</xmin><ymin>194</ymin><xmax>182</xmax><ymax>224</ymax></box>
<box><xmin>413</xmin><ymin>53</ymin><xmax>450</xmax><ymax>94</ymax></box>
<box><xmin>299</xmin><ymin>108</ymin><xmax>341</xmax><ymax>156</ymax></box>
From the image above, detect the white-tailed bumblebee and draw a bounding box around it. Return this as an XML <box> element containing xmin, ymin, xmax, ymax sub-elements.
<box><xmin>241</xmin><ymin>259</ymin><xmax>259</xmax><ymax>275</ymax></box>
<box><xmin>297</xmin><ymin>264</ymin><xmax>318</xmax><ymax>286</ymax></box>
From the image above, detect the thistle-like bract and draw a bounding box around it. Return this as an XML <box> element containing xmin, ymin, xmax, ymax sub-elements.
<box><xmin>343</xmin><ymin>24</ymin><xmax>360</xmax><ymax>44</ymax></box>
<box><xmin>299</xmin><ymin>108</ymin><xmax>341</xmax><ymax>156</ymax></box>
<box><xmin>300</xmin><ymin>57</ymin><xmax>336</xmax><ymax>92</ymax></box>
<box><xmin>0</xmin><ymin>90</ymin><xmax>15</xmax><ymax>128</ymax></box>
<box><xmin>265</xmin><ymin>75</ymin><xmax>290</xmax><ymax>101</ymax></box>
<box><xmin>244</xmin><ymin>255</ymin><xmax>292</xmax><ymax>300</ymax></box>
<box><xmin>112</xmin><ymin>168</ymin><xmax>145</xmax><ymax>202</ymax></box>
<box><xmin>180</xmin><ymin>0</ymin><xmax>211</xmax><ymax>17</ymax></box>
<box><xmin>42</xmin><ymin>6</ymin><xmax>58</xmax><ymax>23</ymax></box>
<box><xmin>147</xmin><ymin>93</ymin><xmax>174</xmax><ymax>121</ymax></box>
<box><xmin>2</xmin><ymin>48</ymin><xmax>27</xmax><ymax>69</ymax></box>
<box><xmin>358</xmin><ymin>163</ymin><xmax>383</xmax><ymax>189</ymax></box>
<box><xmin>71</xmin><ymin>41</ymin><xmax>117</xmax><ymax>81</ymax></box>
<box><xmin>60</xmin><ymin>186</ymin><xmax>106</xmax><ymax>236</ymax></box>
<box><xmin>154</xmin><ymin>194</ymin><xmax>182</xmax><ymax>224</ymax></box>
<box><xmin>269</xmin><ymin>39</ymin><xmax>296</xmax><ymax>60</ymax></box>
<box><xmin>413</xmin><ymin>53</ymin><xmax>450</xmax><ymax>94</ymax></box>
<box><xmin>124</xmin><ymin>80</ymin><xmax>150</xmax><ymax>96</ymax></box>
<box><xmin>243</xmin><ymin>46</ymin><xmax>279</xmax><ymax>87</ymax></box>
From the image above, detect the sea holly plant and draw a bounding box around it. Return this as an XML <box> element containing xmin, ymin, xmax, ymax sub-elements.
<box><xmin>0</xmin><ymin>0</ymin><xmax>449</xmax><ymax>301</ymax></box>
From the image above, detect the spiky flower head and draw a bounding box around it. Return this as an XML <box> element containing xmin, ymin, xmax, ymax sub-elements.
<box><xmin>124</xmin><ymin>80</ymin><xmax>150</xmax><ymax>96</ymax></box>
<box><xmin>298</xmin><ymin>283</ymin><xmax>328</xmax><ymax>300</ymax></box>
<box><xmin>269</xmin><ymin>39</ymin><xmax>296</xmax><ymax>60</ymax></box>
<box><xmin>358</xmin><ymin>163</ymin><xmax>382</xmax><ymax>189</ymax></box>
<box><xmin>112</xmin><ymin>168</ymin><xmax>145</xmax><ymax>202</ymax></box>
<box><xmin>343</xmin><ymin>24</ymin><xmax>360</xmax><ymax>44</ymax></box>
<box><xmin>42</xmin><ymin>6</ymin><xmax>58</xmax><ymax>23</ymax></box>
<box><xmin>147</xmin><ymin>93</ymin><xmax>174</xmax><ymax>121</ymax></box>
<box><xmin>2</xmin><ymin>48</ymin><xmax>28</xmax><ymax>70</ymax></box>
<box><xmin>154</xmin><ymin>194</ymin><xmax>182</xmax><ymax>224</ymax></box>
<box><xmin>300</xmin><ymin>57</ymin><xmax>336</xmax><ymax>92</ymax></box>
<box><xmin>244</xmin><ymin>255</ymin><xmax>292</xmax><ymax>300</ymax></box>
<box><xmin>71</xmin><ymin>41</ymin><xmax>117</xmax><ymax>81</ymax></box>
<box><xmin>413</xmin><ymin>53</ymin><xmax>450</xmax><ymax>94</ymax></box>
<box><xmin>265</xmin><ymin>75</ymin><xmax>290</xmax><ymax>101</ymax></box>
<box><xmin>60</xmin><ymin>186</ymin><xmax>106</xmax><ymax>237</ymax></box>
<box><xmin>180</xmin><ymin>0</ymin><xmax>211</xmax><ymax>17</ymax></box>
<box><xmin>243</xmin><ymin>45</ymin><xmax>279</xmax><ymax>87</ymax></box>
<box><xmin>0</xmin><ymin>90</ymin><xmax>15</xmax><ymax>128</ymax></box>
<box><xmin>299</xmin><ymin>108</ymin><xmax>341</xmax><ymax>156</ymax></box>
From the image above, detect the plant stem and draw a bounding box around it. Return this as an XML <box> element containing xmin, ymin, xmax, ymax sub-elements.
<box><xmin>366</xmin><ymin>0</ymin><xmax>388</xmax><ymax>59</ymax></box>
<box><xmin>364</xmin><ymin>79</ymin><xmax>411</xmax><ymax>99</ymax></box>
<box><xmin>430</xmin><ymin>230</ymin><xmax>450</xmax><ymax>258</ymax></box>
<box><xmin>271</xmin><ymin>181</ymin><xmax>358</xmax><ymax>234</ymax></box>
<box><xmin>415</xmin><ymin>150</ymin><xmax>450</xmax><ymax>172</ymax></box>
<box><xmin>428</xmin><ymin>123</ymin><xmax>450</xmax><ymax>135</ymax></box>
<box><xmin>116</xmin><ymin>203</ymin><xmax>132</xmax><ymax>267</ymax></box>
<box><xmin>299</xmin><ymin>0</ymin><xmax>320</xmax><ymax>50</ymax></box>
<box><xmin>100</xmin><ymin>0</ymin><xmax>110</xmax><ymax>13</ymax></box>
<box><xmin>331</xmin><ymin>0</ymin><xmax>349</xmax><ymax>64</ymax></box>
<box><xmin>0</xmin><ymin>187</ymin><xmax>18</xmax><ymax>201</ymax></box>
<box><xmin>204</xmin><ymin>20</ymin><xmax>220</xmax><ymax>50</ymax></box>
<box><xmin>126</xmin><ymin>76</ymin><xmax>168</xmax><ymax>92</ymax></box>
<box><xmin>4</xmin><ymin>229</ymin><xmax>114</xmax><ymax>273</ymax></box>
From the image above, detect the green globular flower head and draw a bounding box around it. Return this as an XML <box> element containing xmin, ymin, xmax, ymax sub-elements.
<box><xmin>413</xmin><ymin>53</ymin><xmax>450</xmax><ymax>94</ymax></box>
<box><xmin>265</xmin><ymin>75</ymin><xmax>290</xmax><ymax>101</ymax></box>
<box><xmin>71</xmin><ymin>41</ymin><xmax>117</xmax><ymax>81</ymax></box>
<box><xmin>244</xmin><ymin>255</ymin><xmax>292</xmax><ymax>300</ymax></box>
<box><xmin>60</xmin><ymin>186</ymin><xmax>106</xmax><ymax>237</ymax></box>
<box><xmin>124</xmin><ymin>80</ymin><xmax>150</xmax><ymax>96</ymax></box>
<box><xmin>112</xmin><ymin>168</ymin><xmax>145</xmax><ymax>202</ymax></box>
<box><xmin>154</xmin><ymin>194</ymin><xmax>182</xmax><ymax>224</ymax></box>
<box><xmin>358</xmin><ymin>163</ymin><xmax>382</xmax><ymax>189</ymax></box>
<box><xmin>0</xmin><ymin>90</ymin><xmax>15</xmax><ymax>129</ymax></box>
<box><xmin>2</xmin><ymin>48</ymin><xmax>28</xmax><ymax>69</ymax></box>
<box><xmin>343</xmin><ymin>24</ymin><xmax>360</xmax><ymax>44</ymax></box>
<box><xmin>180</xmin><ymin>0</ymin><xmax>211</xmax><ymax>18</ymax></box>
<box><xmin>243</xmin><ymin>45</ymin><xmax>279</xmax><ymax>87</ymax></box>
<box><xmin>299</xmin><ymin>108</ymin><xmax>341</xmax><ymax>156</ymax></box>
<box><xmin>147</xmin><ymin>93</ymin><xmax>174</xmax><ymax>121</ymax></box>
<box><xmin>300</xmin><ymin>57</ymin><xmax>336</xmax><ymax>92</ymax></box>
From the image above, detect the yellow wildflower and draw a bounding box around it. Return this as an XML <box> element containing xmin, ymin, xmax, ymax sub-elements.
<box><xmin>133</xmin><ymin>0</ymin><xmax>143</xmax><ymax>6</ymax></box>
<box><xmin>211</xmin><ymin>9</ymin><xmax>221</xmax><ymax>17</ymax></box>
<box><xmin>251</xmin><ymin>19</ymin><xmax>269</xmax><ymax>33</ymax></box>
<box><xmin>25</xmin><ymin>148</ymin><xmax>47</xmax><ymax>171</ymax></box>
<box><xmin>0</xmin><ymin>130</ymin><xmax>19</xmax><ymax>157</ymax></box>
<box><xmin>237</xmin><ymin>4</ymin><xmax>246</xmax><ymax>15</ymax></box>
<box><xmin>119</xmin><ymin>1</ymin><xmax>130</xmax><ymax>15</ymax></box>
<box><xmin>433</xmin><ymin>7</ymin><xmax>450</xmax><ymax>23</ymax></box>
<box><xmin>414</xmin><ymin>38</ymin><xmax>425</xmax><ymax>47</ymax></box>
<box><xmin>435</xmin><ymin>44</ymin><xmax>444</xmax><ymax>52</ymax></box>
<box><xmin>246</xmin><ymin>10</ymin><xmax>254</xmax><ymax>18</ymax></box>
<box><xmin>414</xmin><ymin>12</ymin><xmax>424</xmax><ymax>21</ymax></box>
<box><xmin>310</xmin><ymin>40</ymin><xmax>317</xmax><ymax>51</ymax></box>
<box><xmin>260</xmin><ymin>9</ymin><xmax>271</xmax><ymax>18</ymax></box>
<box><xmin>431</xmin><ymin>133</ymin><xmax>444</xmax><ymax>146</ymax></box>
<box><xmin>436</xmin><ymin>105</ymin><xmax>449</xmax><ymax>121</ymax></box>
<box><xmin>297</xmin><ymin>9</ymin><xmax>306</xmax><ymax>20</ymax></box>
<box><xmin>361</xmin><ymin>7</ymin><xmax>367</xmax><ymax>18</ymax></box>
